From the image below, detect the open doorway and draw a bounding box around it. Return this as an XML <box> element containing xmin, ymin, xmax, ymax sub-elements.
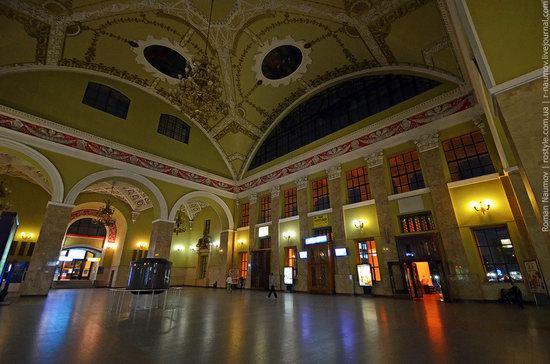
<box><xmin>404</xmin><ymin>261</ymin><xmax>443</xmax><ymax>301</ymax></box>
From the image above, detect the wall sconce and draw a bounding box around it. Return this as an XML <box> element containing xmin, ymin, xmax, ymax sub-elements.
<box><xmin>175</xmin><ymin>245</ymin><xmax>185</xmax><ymax>252</ymax></box>
<box><xmin>20</xmin><ymin>232</ymin><xmax>33</xmax><ymax>241</ymax></box>
<box><xmin>471</xmin><ymin>200</ymin><xmax>491</xmax><ymax>214</ymax></box>
<box><xmin>212</xmin><ymin>241</ymin><xmax>220</xmax><ymax>250</ymax></box>
<box><xmin>237</xmin><ymin>240</ymin><xmax>246</xmax><ymax>249</ymax></box>
<box><xmin>137</xmin><ymin>241</ymin><xmax>148</xmax><ymax>250</ymax></box>
<box><xmin>282</xmin><ymin>232</ymin><xmax>292</xmax><ymax>243</ymax></box>
<box><xmin>353</xmin><ymin>219</ymin><xmax>365</xmax><ymax>230</ymax></box>
<box><xmin>190</xmin><ymin>246</ymin><xmax>197</xmax><ymax>252</ymax></box>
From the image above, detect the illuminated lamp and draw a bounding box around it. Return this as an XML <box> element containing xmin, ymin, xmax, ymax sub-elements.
<box><xmin>470</xmin><ymin>200</ymin><xmax>491</xmax><ymax>214</ymax></box>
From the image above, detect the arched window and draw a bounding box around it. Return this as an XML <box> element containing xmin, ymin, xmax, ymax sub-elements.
<box><xmin>157</xmin><ymin>114</ymin><xmax>190</xmax><ymax>144</ymax></box>
<box><xmin>66</xmin><ymin>218</ymin><xmax>107</xmax><ymax>238</ymax></box>
<box><xmin>249</xmin><ymin>74</ymin><xmax>441</xmax><ymax>170</ymax></box>
<box><xmin>82</xmin><ymin>82</ymin><xmax>130</xmax><ymax>119</ymax></box>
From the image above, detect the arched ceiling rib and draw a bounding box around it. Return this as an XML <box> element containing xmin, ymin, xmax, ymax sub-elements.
<box><xmin>0</xmin><ymin>0</ymin><xmax>465</xmax><ymax>179</ymax></box>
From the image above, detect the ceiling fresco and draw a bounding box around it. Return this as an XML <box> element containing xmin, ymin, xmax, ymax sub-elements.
<box><xmin>0</xmin><ymin>0</ymin><xmax>465</xmax><ymax>180</ymax></box>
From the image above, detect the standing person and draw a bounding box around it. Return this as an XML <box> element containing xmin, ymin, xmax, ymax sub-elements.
<box><xmin>226</xmin><ymin>274</ymin><xmax>233</xmax><ymax>292</ymax></box>
<box><xmin>267</xmin><ymin>272</ymin><xmax>277</xmax><ymax>299</ymax></box>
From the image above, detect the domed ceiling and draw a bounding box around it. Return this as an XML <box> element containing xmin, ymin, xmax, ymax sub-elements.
<box><xmin>0</xmin><ymin>0</ymin><xmax>464</xmax><ymax>180</ymax></box>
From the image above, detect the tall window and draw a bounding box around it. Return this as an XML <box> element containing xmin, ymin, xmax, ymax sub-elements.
<box><xmin>157</xmin><ymin>114</ymin><xmax>191</xmax><ymax>144</ymax></box>
<box><xmin>199</xmin><ymin>255</ymin><xmax>208</xmax><ymax>279</ymax></box>
<box><xmin>473</xmin><ymin>226</ymin><xmax>523</xmax><ymax>282</ymax></box>
<box><xmin>442</xmin><ymin>130</ymin><xmax>495</xmax><ymax>181</ymax></box>
<box><xmin>357</xmin><ymin>239</ymin><xmax>380</xmax><ymax>281</ymax></box>
<box><xmin>259</xmin><ymin>195</ymin><xmax>271</xmax><ymax>223</ymax></box>
<box><xmin>82</xmin><ymin>82</ymin><xmax>130</xmax><ymax>119</ymax></box>
<box><xmin>285</xmin><ymin>246</ymin><xmax>297</xmax><ymax>277</ymax></box>
<box><xmin>312</xmin><ymin>178</ymin><xmax>330</xmax><ymax>211</ymax></box>
<box><xmin>389</xmin><ymin>150</ymin><xmax>425</xmax><ymax>194</ymax></box>
<box><xmin>346</xmin><ymin>167</ymin><xmax>371</xmax><ymax>203</ymax></box>
<box><xmin>399</xmin><ymin>213</ymin><xmax>435</xmax><ymax>233</ymax></box>
<box><xmin>239</xmin><ymin>252</ymin><xmax>248</xmax><ymax>279</ymax></box>
<box><xmin>26</xmin><ymin>242</ymin><xmax>36</xmax><ymax>257</ymax></box>
<box><xmin>283</xmin><ymin>188</ymin><xmax>298</xmax><ymax>217</ymax></box>
<box><xmin>8</xmin><ymin>241</ymin><xmax>17</xmax><ymax>256</ymax></box>
<box><xmin>241</xmin><ymin>202</ymin><xmax>250</xmax><ymax>227</ymax></box>
<box><xmin>131</xmin><ymin>249</ymin><xmax>148</xmax><ymax>260</ymax></box>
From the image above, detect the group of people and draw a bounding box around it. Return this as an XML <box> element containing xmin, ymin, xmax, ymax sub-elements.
<box><xmin>225</xmin><ymin>272</ymin><xmax>278</xmax><ymax>299</ymax></box>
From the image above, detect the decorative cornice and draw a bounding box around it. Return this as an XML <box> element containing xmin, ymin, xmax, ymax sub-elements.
<box><xmin>365</xmin><ymin>151</ymin><xmax>384</xmax><ymax>169</ymax></box>
<box><xmin>295</xmin><ymin>177</ymin><xmax>308</xmax><ymax>190</ymax></box>
<box><xmin>326</xmin><ymin>165</ymin><xmax>341</xmax><ymax>180</ymax></box>
<box><xmin>249</xmin><ymin>193</ymin><xmax>257</xmax><ymax>204</ymax></box>
<box><xmin>271</xmin><ymin>185</ymin><xmax>280</xmax><ymax>198</ymax></box>
<box><xmin>414</xmin><ymin>133</ymin><xmax>440</xmax><ymax>152</ymax></box>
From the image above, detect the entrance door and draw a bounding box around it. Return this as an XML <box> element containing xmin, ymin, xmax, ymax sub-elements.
<box><xmin>250</xmin><ymin>250</ymin><xmax>270</xmax><ymax>290</ymax></box>
<box><xmin>388</xmin><ymin>262</ymin><xmax>409</xmax><ymax>296</ymax></box>
<box><xmin>306</xmin><ymin>244</ymin><xmax>334</xmax><ymax>294</ymax></box>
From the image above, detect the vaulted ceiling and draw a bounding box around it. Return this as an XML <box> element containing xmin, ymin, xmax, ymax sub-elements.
<box><xmin>0</xmin><ymin>0</ymin><xmax>464</xmax><ymax>180</ymax></box>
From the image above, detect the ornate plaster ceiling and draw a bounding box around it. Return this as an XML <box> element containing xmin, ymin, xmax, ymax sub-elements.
<box><xmin>179</xmin><ymin>199</ymin><xmax>209</xmax><ymax>220</ymax></box>
<box><xmin>0</xmin><ymin>0</ymin><xmax>464</xmax><ymax>180</ymax></box>
<box><xmin>0</xmin><ymin>153</ymin><xmax>51</xmax><ymax>193</ymax></box>
<box><xmin>83</xmin><ymin>181</ymin><xmax>152</xmax><ymax>211</ymax></box>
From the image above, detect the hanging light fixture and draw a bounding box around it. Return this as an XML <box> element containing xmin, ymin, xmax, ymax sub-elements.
<box><xmin>173</xmin><ymin>207</ymin><xmax>187</xmax><ymax>235</ymax></box>
<box><xmin>169</xmin><ymin>0</ymin><xmax>228</xmax><ymax>125</ymax></box>
<box><xmin>0</xmin><ymin>165</ymin><xmax>12</xmax><ymax>215</ymax></box>
<box><xmin>93</xmin><ymin>182</ymin><xmax>116</xmax><ymax>227</ymax></box>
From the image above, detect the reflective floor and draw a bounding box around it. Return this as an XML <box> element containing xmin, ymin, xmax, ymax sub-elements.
<box><xmin>1</xmin><ymin>288</ymin><xmax>549</xmax><ymax>364</ymax></box>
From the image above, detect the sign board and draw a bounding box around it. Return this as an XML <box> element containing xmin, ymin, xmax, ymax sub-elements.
<box><xmin>304</xmin><ymin>235</ymin><xmax>328</xmax><ymax>245</ymax></box>
<box><xmin>258</xmin><ymin>226</ymin><xmax>269</xmax><ymax>238</ymax></box>
<box><xmin>298</xmin><ymin>251</ymin><xmax>308</xmax><ymax>259</ymax></box>
<box><xmin>357</xmin><ymin>264</ymin><xmax>373</xmax><ymax>287</ymax></box>
<box><xmin>284</xmin><ymin>267</ymin><xmax>293</xmax><ymax>285</ymax></box>
<box><xmin>312</xmin><ymin>214</ymin><xmax>329</xmax><ymax>228</ymax></box>
<box><xmin>524</xmin><ymin>260</ymin><xmax>548</xmax><ymax>294</ymax></box>
<box><xmin>334</xmin><ymin>248</ymin><xmax>347</xmax><ymax>257</ymax></box>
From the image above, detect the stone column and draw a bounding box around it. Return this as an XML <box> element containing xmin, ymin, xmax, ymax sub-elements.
<box><xmin>295</xmin><ymin>177</ymin><xmax>309</xmax><ymax>292</ymax></box>
<box><xmin>245</xmin><ymin>194</ymin><xmax>257</xmax><ymax>289</ymax></box>
<box><xmin>366</xmin><ymin>152</ymin><xmax>398</xmax><ymax>296</ymax></box>
<box><xmin>327</xmin><ymin>165</ymin><xmax>353</xmax><ymax>294</ymax></box>
<box><xmin>270</xmin><ymin>186</ymin><xmax>281</xmax><ymax>289</ymax></box>
<box><xmin>148</xmin><ymin>219</ymin><xmax>175</xmax><ymax>259</ymax></box>
<box><xmin>20</xmin><ymin>202</ymin><xmax>74</xmax><ymax>296</ymax></box>
<box><xmin>218</xmin><ymin>229</ymin><xmax>233</xmax><ymax>288</ymax></box>
<box><xmin>415</xmin><ymin>133</ymin><xmax>483</xmax><ymax>300</ymax></box>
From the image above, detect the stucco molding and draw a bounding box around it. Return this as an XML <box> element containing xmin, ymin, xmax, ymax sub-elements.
<box><xmin>169</xmin><ymin>190</ymin><xmax>234</xmax><ymax>230</ymax></box>
<box><xmin>414</xmin><ymin>133</ymin><xmax>440</xmax><ymax>152</ymax></box>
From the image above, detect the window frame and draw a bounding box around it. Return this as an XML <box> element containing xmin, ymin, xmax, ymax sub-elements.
<box><xmin>311</xmin><ymin>178</ymin><xmax>330</xmax><ymax>211</ymax></box>
<box><xmin>82</xmin><ymin>82</ymin><xmax>130</xmax><ymax>119</ymax></box>
<box><xmin>259</xmin><ymin>195</ymin><xmax>271</xmax><ymax>223</ymax></box>
<box><xmin>285</xmin><ymin>246</ymin><xmax>298</xmax><ymax>277</ymax></box>
<box><xmin>239</xmin><ymin>252</ymin><xmax>248</xmax><ymax>279</ymax></box>
<box><xmin>283</xmin><ymin>187</ymin><xmax>298</xmax><ymax>218</ymax></box>
<box><xmin>389</xmin><ymin>150</ymin><xmax>425</xmax><ymax>194</ymax></box>
<box><xmin>346</xmin><ymin>166</ymin><xmax>372</xmax><ymax>203</ymax></box>
<box><xmin>157</xmin><ymin>114</ymin><xmax>191</xmax><ymax>144</ymax></box>
<box><xmin>399</xmin><ymin>212</ymin><xmax>436</xmax><ymax>233</ymax></box>
<box><xmin>442</xmin><ymin>130</ymin><xmax>495</xmax><ymax>181</ymax></box>
<box><xmin>241</xmin><ymin>202</ymin><xmax>250</xmax><ymax>227</ymax></box>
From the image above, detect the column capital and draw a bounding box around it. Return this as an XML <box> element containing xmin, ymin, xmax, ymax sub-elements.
<box><xmin>365</xmin><ymin>151</ymin><xmax>384</xmax><ymax>168</ymax></box>
<box><xmin>414</xmin><ymin>133</ymin><xmax>439</xmax><ymax>152</ymax></box>
<box><xmin>326</xmin><ymin>165</ymin><xmax>342</xmax><ymax>180</ymax></box>
<box><xmin>249</xmin><ymin>193</ymin><xmax>257</xmax><ymax>204</ymax></box>
<box><xmin>271</xmin><ymin>185</ymin><xmax>280</xmax><ymax>197</ymax></box>
<box><xmin>473</xmin><ymin>118</ymin><xmax>487</xmax><ymax>135</ymax></box>
<box><xmin>295</xmin><ymin>176</ymin><xmax>308</xmax><ymax>190</ymax></box>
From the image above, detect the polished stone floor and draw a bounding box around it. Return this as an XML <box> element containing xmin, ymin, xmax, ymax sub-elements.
<box><xmin>0</xmin><ymin>288</ymin><xmax>549</xmax><ymax>364</ymax></box>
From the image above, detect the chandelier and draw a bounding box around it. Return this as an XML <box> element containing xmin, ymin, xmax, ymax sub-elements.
<box><xmin>173</xmin><ymin>208</ymin><xmax>187</xmax><ymax>235</ymax></box>
<box><xmin>93</xmin><ymin>183</ymin><xmax>116</xmax><ymax>227</ymax></box>
<box><xmin>170</xmin><ymin>0</ymin><xmax>228</xmax><ymax>124</ymax></box>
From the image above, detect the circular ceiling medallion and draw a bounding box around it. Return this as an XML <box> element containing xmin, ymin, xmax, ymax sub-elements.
<box><xmin>133</xmin><ymin>36</ymin><xmax>193</xmax><ymax>85</ymax></box>
<box><xmin>66</xmin><ymin>24</ymin><xmax>81</xmax><ymax>37</ymax></box>
<box><xmin>143</xmin><ymin>45</ymin><xmax>188</xmax><ymax>79</ymax></box>
<box><xmin>252</xmin><ymin>36</ymin><xmax>312</xmax><ymax>87</ymax></box>
<box><xmin>261</xmin><ymin>45</ymin><xmax>303</xmax><ymax>80</ymax></box>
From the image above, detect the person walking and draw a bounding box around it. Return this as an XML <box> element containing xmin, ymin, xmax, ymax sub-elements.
<box><xmin>226</xmin><ymin>274</ymin><xmax>233</xmax><ymax>293</ymax></box>
<box><xmin>267</xmin><ymin>272</ymin><xmax>277</xmax><ymax>299</ymax></box>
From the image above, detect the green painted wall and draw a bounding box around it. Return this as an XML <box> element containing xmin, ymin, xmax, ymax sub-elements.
<box><xmin>466</xmin><ymin>0</ymin><xmax>541</xmax><ymax>84</ymax></box>
<box><xmin>0</xmin><ymin>70</ymin><xmax>232</xmax><ymax>178</ymax></box>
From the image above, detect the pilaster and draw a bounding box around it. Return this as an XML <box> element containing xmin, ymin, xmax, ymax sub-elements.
<box><xmin>270</xmin><ymin>186</ymin><xmax>281</xmax><ymax>289</ymax></box>
<box><xmin>295</xmin><ymin>177</ymin><xmax>309</xmax><ymax>291</ymax></box>
<box><xmin>21</xmin><ymin>202</ymin><xmax>74</xmax><ymax>296</ymax></box>
<box><xmin>415</xmin><ymin>133</ymin><xmax>483</xmax><ymax>300</ymax></box>
<box><xmin>246</xmin><ymin>194</ymin><xmax>257</xmax><ymax>289</ymax></box>
<box><xmin>365</xmin><ymin>153</ymin><xmax>398</xmax><ymax>296</ymax></box>
<box><xmin>148</xmin><ymin>220</ymin><xmax>175</xmax><ymax>259</ymax></box>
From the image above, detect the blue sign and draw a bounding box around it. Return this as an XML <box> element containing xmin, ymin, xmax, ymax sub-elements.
<box><xmin>304</xmin><ymin>235</ymin><xmax>328</xmax><ymax>245</ymax></box>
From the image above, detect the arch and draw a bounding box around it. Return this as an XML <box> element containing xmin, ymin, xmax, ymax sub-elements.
<box><xmin>170</xmin><ymin>191</ymin><xmax>234</xmax><ymax>230</ymax></box>
<box><xmin>68</xmin><ymin>210</ymin><xmax>116</xmax><ymax>243</ymax></box>
<box><xmin>240</xmin><ymin>65</ymin><xmax>464</xmax><ymax>178</ymax></box>
<box><xmin>0</xmin><ymin>136</ymin><xmax>64</xmax><ymax>202</ymax></box>
<box><xmin>64</xmin><ymin>169</ymin><xmax>168</xmax><ymax>220</ymax></box>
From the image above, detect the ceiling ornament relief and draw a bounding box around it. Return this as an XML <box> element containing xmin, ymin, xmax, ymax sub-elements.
<box><xmin>0</xmin><ymin>153</ymin><xmax>51</xmax><ymax>194</ymax></box>
<box><xmin>83</xmin><ymin>181</ymin><xmax>152</xmax><ymax>212</ymax></box>
<box><xmin>252</xmin><ymin>36</ymin><xmax>312</xmax><ymax>87</ymax></box>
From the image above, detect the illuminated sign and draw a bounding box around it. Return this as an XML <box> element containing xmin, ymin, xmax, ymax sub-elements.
<box><xmin>334</xmin><ymin>248</ymin><xmax>347</xmax><ymax>257</ymax></box>
<box><xmin>284</xmin><ymin>267</ymin><xmax>293</xmax><ymax>285</ymax></box>
<box><xmin>298</xmin><ymin>251</ymin><xmax>308</xmax><ymax>259</ymax></box>
<box><xmin>59</xmin><ymin>256</ymin><xmax>73</xmax><ymax>262</ymax></box>
<box><xmin>87</xmin><ymin>257</ymin><xmax>101</xmax><ymax>262</ymax></box>
<box><xmin>67</xmin><ymin>249</ymin><xmax>86</xmax><ymax>260</ymax></box>
<box><xmin>357</xmin><ymin>264</ymin><xmax>373</xmax><ymax>287</ymax></box>
<box><xmin>312</xmin><ymin>214</ymin><xmax>329</xmax><ymax>228</ymax></box>
<box><xmin>258</xmin><ymin>226</ymin><xmax>269</xmax><ymax>238</ymax></box>
<box><xmin>304</xmin><ymin>235</ymin><xmax>328</xmax><ymax>245</ymax></box>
